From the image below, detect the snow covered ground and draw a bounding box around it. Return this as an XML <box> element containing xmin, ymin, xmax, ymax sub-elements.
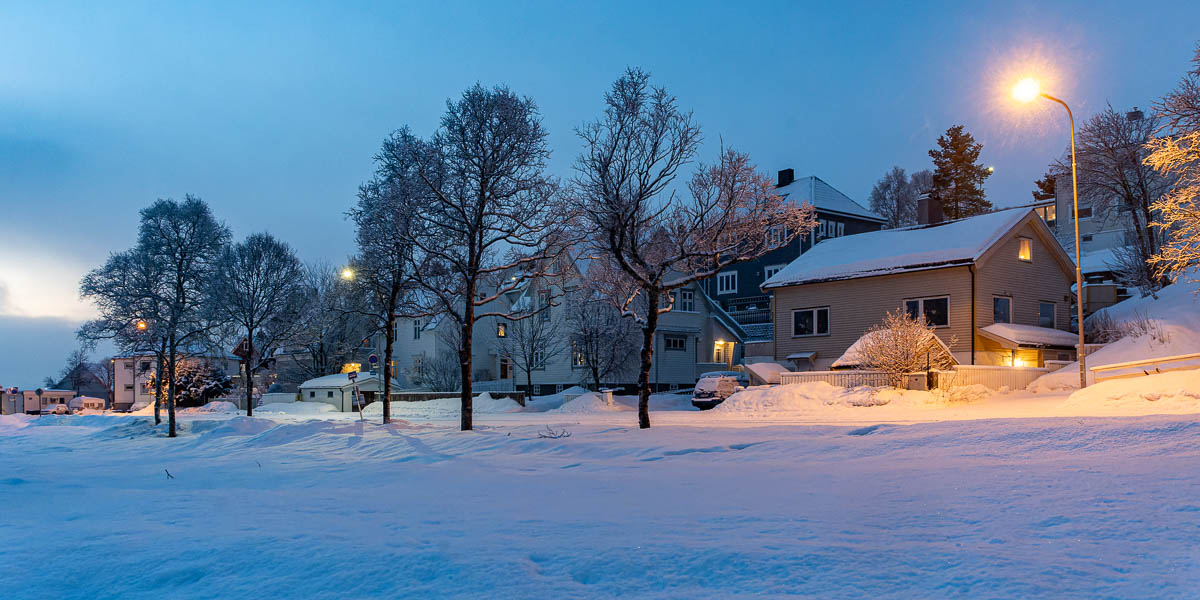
<box><xmin>4</xmin><ymin>393</ymin><xmax>1200</xmax><ymax>599</ymax></box>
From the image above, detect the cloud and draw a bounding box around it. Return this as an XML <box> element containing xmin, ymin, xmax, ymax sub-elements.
<box><xmin>0</xmin><ymin>315</ymin><xmax>113</xmax><ymax>390</ymax></box>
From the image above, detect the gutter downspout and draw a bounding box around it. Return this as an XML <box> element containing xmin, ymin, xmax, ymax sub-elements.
<box><xmin>969</xmin><ymin>264</ymin><xmax>976</xmax><ymax>365</ymax></box>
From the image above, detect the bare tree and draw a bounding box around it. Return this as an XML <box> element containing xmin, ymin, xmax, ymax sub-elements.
<box><xmin>375</xmin><ymin>84</ymin><xmax>565</xmax><ymax>431</ymax></box>
<box><xmin>56</xmin><ymin>347</ymin><xmax>92</xmax><ymax>394</ymax></box>
<box><xmin>350</xmin><ymin>159</ymin><xmax>422</xmax><ymax>425</ymax></box>
<box><xmin>856</xmin><ymin>310</ymin><xmax>955</xmax><ymax>388</ymax></box>
<box><xmin>573</xmin><ymin>68</ymin><xmax>816</xmax><ymax>428</ymax></box>
<box><xmin>79</xmin><ymin>246</ymin><xmax>172</xmax><ymax>424</ymax></box>
<box><xmin>284</xmin><ymin>262</ymin><xmax>372</xmax><ymax>384</ymax></box>
<box><xmin>868</xmin><ymin>166</ymin><xmax>919</xmax><ymax>228</ymax></box>
<box><xmin>495</xmin><ymin>286</ymin><xmax>562</xmax><ymax>397</ymax></box>
<box><xmin>1147</xmin><ymin>43</ymin><xmax>1200</xmax><ymax>285</ymax></box>
<box><xmin>564</xmin><ymin>285</ymin><xmax>638</xmax><ymax>390</ymax></box>
<box><xmin>210</xmin><ymin>233</ymin><xmax>307</xmax><ymax>417</ymax></box>
<box><xmin>138</xmin><ymin>196</ymin><xmax>230</xmax><ymax>437</ymax></box>
<box><xmin>1060</xmin><ymin>105</ymin><xmax>1173</xmax><ymax>291</ymax></box>
<box><xmin>422</xmin><ymin>350</ymin><xmax>462</xmax><ymax>392</ymax></box>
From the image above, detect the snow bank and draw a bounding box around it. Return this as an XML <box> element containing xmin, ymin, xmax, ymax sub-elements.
<box><xmin>712</xmin><ymin>382</ymin><xmax>991</xmax><ymax>418</ymax></box>
<box><xmin>550</xmin><ymin>393</ymin><xmax>629</xmax><ymax>415</ymax></box>
<box><xmin>362</xmin><ymin>392</ymin><xmax>522</xmax><ymax>419</ymax></box>
<box><xmin>745</xmin><ymin>361</ymin><xmax>789</xmax><ymax>384</ymax></box>
<box><xmin>255</xmin><ymin>401</ymin><xmax>337</xmax><ymax>416</ymax></box>
<box><xmin>1029</xmin><ymin>278</ymin><xmax>1200</xmax><ymax>392</ymax></box>
<box><xmin>1063</xmin><ymin>370</ymin><xmax>1200</xmax><ymax>412</ymax></box>
<box><xmin>180</xmin><ymin>401</ymin><xmax>239</xmax><ymax>414</ymax></box>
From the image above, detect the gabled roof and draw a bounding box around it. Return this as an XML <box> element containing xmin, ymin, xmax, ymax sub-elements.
<box><xmin>762</xmin><ymin>209</ymin><xmax>1035</xmax><ymax>288</ymax></box>
<box><xmin>697</xmin><ymin>287</ymin><xmax>746</xmax><ymax>343</ymax></box>
<box><xmin>298</xmin><ymin>372</ymin><xmax>402</xmax><ymax>389</ymax></box>
<box><xmin>776</xmin><ymin>175</ymin><xmax>885</xmax><ymax>223</ymax></box>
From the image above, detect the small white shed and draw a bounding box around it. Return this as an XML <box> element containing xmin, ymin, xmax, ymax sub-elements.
<box><xmin>297</xmin><ymin>372</ymin><xmax>404</xmax><ymax>412</ymax></box>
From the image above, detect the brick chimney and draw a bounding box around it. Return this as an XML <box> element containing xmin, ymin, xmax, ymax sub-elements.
<box><xmin>917</xmin><ymin>191</ymin><xmax>944</xmax><ymax>225</ymax></box>
<box><xmin>776</xmin><ymin>168</ymin><xmax>795</xmax><ymax>188</ymax></box>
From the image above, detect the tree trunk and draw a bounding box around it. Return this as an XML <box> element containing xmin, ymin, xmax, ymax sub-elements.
<box><xmin>244</xmin><ymin>330</ymin><xmax>255</xmax><ymax>417</ymax></box>
<box><xmin>167</xmin><ymin>337</ymin><xmax>177</xmax><ymax>438</ymax></box>
<box><xmin>382</xmin><ymin>313</ymin><xmax>396</xmax><ymax>424</ymax></box>
<box><xmin>526</xmin><ymin>368</ymin><xmax>533</xmax><ymax>401</ymax></box>
<box><xmin>636</xmin><ymin>289</ymin><xmax>660</xmax><ymax>429</ymax></box>
<box><xmin>154</xmin><ymin>343</ymin><xmax>166</xmax><ymax>426</ymax></box>
<box><xmin>460</xmin><ymin>315</ymin><xmax>474</xmax><ymax>431</ymax></box>
<box><xmin>591</xmin><ymin>365</ymin><xmax>600</xmax><ymax>391</ymax></box>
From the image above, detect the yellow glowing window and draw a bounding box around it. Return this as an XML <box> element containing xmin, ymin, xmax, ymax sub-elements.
<box><xmin>1018</xmin><ymin>238</ymin><xmax>1032</xmax><ymax>262</ymax></box>
<box><xmin>341</xmin><ymin>363</ymin><xmax>361</xmax><ymax>374</ymax></box>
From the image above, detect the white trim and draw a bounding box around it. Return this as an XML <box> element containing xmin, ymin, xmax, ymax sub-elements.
<box><xmin>904</xmin><ymin>295</ymin><xmax>950</xmax><ymax>328</ymax></box>
<box><xmin>791</xmin><ymin>306</ymin><xmax>830</xmax><ymax>338</ymax></box>
<box><xmin>992</xmin><ymin>295</ymin><xmax>1012</xmax><ymax>324</ymax></box>
<box><xmin>763</xmin><ymin>264</ymin><xmax>786</xmax><ymax>281</ymax></box>
<box><xmin>716</xmin><ymin>271</ymin><xmax>737</xmax><ymax>295</ymax></box>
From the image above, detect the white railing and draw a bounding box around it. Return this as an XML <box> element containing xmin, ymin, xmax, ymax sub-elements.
<box><xmin>934</xmin><ymin>365</ymin><xmax>1051</xmax><ymax>390</ymax></box>
<box><xmin>1089</xmin><ymin>352</ymin><xmax>1200</xmax><ymax>383</ymax></box>
<box><xmin>780</xmin><ymin>370</ymin><xmax>892</xmax><ymax>388</ymax></box>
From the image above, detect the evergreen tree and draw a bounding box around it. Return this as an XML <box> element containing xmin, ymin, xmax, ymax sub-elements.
<box><xmin>928</xmin><ymin>125</ymin><xmax>992</xmax><ymax>219</ymax></box>
<box><xmin>1032</xmin><ymin>170</ymin><xmax>1057</xmax><ymax>201</ymax></box>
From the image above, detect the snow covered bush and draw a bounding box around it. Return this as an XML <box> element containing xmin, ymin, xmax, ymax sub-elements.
<box><xmin>856</xmin><ymin>310</ymin><xmax>955</xmax><ymax>388</ymax></box>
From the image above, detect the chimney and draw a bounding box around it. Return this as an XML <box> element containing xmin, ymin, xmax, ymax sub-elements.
<box><xmin>917</xmin><ymin>191</ymin><xmax>944</xmax><ymax>225</ymax></box>
<box><xmin>776</xmin><ymin>168</ymin><xmax>795</xmax><ymax>188</ymax></box>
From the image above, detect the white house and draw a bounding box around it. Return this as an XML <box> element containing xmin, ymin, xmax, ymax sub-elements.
<box><xmin>297</xmin><ymin>372</ymin><xmax>404</xmax><ymax>412</ymax></box>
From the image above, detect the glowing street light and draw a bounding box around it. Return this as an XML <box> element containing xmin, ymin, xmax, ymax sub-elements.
<box><xmin>1011</xmin><ymin>76</ymin><xmax>1087</xmax><ymax>389</ymax></box>
<box><xmin>135</xmin><ymin>320</ymin><xmax>148</xmax><ymax>331</ymax></box>
<box><xmin>341</xmin><ymin>267</ymin><xmax>355</xmax><ymax>281</ymax></box>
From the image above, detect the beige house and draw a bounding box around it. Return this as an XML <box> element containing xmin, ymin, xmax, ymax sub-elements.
<box><xmin>762</xmin><ymin>209</ymin><xmax>1079</xmax><ymax>370</ymax></box>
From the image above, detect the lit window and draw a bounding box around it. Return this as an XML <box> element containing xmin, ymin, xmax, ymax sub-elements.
<box><xmin>993</xmin><ymin>297</ymin><xmax>1011</xmax><ymax>324</ymax></box>
<box><xmin>497</xmin><ymin>322</ymin><xmax>506</xmax><ymax>337</ymax></box>
<box><xmin>905</xmin><ymin>296</ymin><xmax>949</xmax><ymax>327</ymax></box>
<box><xmin>792</xmin><ymin>307</ymin><xmax>830</xmax><ymax>337</ymax></box>
<box><xmin>678</xmin><ymin>290</ymin><xmax>695</xmax><ymax>312</ymax></box>
<box><xmin>716</xmin><ymin>271</ymin><xmax>737</xmax><ymax>295</ymax></box>
<box><xmin>1018</xmin><ymin>237</ymin><xmax>1032</xmax><ymax>262</ymax></box>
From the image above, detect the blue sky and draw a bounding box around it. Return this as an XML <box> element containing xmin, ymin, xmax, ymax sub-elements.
<box><xmin>1</xmin><ymin>0</ymin><xmax>1197</xmax><ymax>388</ymax></box>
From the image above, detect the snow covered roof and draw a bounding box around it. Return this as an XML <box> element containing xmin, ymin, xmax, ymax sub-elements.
<box><xmin>979</xmin><ymin>323</ymin><xmax>1079</xmax><ymax>349</ymax></box>
<box><xmin>298</xmin><ymin>372</ymin><xmax>402</xmax><ymax>389</ymax></box>
<box><xmin>762</xmin><ymin>209</ymin><xmax>1032</xmax><ymax>288</ymax></box>
<box><xmin>831</xmin><ymin>330</ymin><xmax>956</xmax><ymax>368</ymax></box>
<box><xmin>698</xmin><ymin>287</ymin><xmax>746</xmax><ymax>343</ymax></box>
<box><xmin>1079</xmin><ymin>247</ymin><xmax>1118</xmax><ymax>276</ymax></box>
<box><xmin>776</xmin><ymin>175</ymin><xmax>884</xmax><ymax>223</ymax></box>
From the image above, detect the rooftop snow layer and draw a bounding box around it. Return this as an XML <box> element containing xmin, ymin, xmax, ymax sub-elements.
<box><xmin>979</xmin><ymin>323</ymin><xmax>1080</xmax><ymax>348</ymax></box>
<box><xmin>776</xmin><ymin>175</ymin><xmax>884</xmax><ymax>222</ymax></box>
<box><xmin>763</xmin><ymin>209</ymin><xmax>1030</xmax><ymax>288</ymax></box>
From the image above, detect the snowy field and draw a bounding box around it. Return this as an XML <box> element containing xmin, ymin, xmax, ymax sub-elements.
<box><xmin>4</xmin><ymin>386</ymin><xmax>1200</xmax><ymax>599</ymax></box>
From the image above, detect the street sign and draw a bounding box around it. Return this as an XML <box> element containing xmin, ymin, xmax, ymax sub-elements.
<box><xmin>347</xmin><ymin>371</ymin><xmax>358</xmax><ymax>382</ymax></box>
<box><xmin>368</xmin><ymin>354</ymin><xmax>378</xmax><ymax>365</ymax></box>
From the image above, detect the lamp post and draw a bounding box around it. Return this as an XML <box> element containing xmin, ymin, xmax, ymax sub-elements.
<box><xmin>1012</xmin><ymin>78</ymin><xmax>1087</xmax><ymax>388</ymax></box>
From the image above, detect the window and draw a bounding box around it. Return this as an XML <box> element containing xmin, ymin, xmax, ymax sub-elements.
<box><xmin>763</xmin><ymin>264</ymin><xmax>785</xmax><ymax>281</ymax></box>
<box><xmin>571</xmin><ymin>345</ymin><xmax>585</xmax><ymax>368</ymax></box>
<box><xmin>309</xmin><ymin>391</ymin><xmax>315</xmax><ymax>398</ymax></box>
<box><xmin>837</xmin><ymin>222</ymin><xmax>845</xmax><ymax>237</ymax></box>
<box><xmin>716</xmin><ymin>271</ymin><xmax>737</xmax><ymax>295</ymax></box>
<box><xmin>1039</xmin><ymin>302</ymin><xmax>1056</xmax><ymax>328</ymax></box>
<box><xmin>496</xmin><ymin>321</ymin><xmax>507</xmax><ymax>337</ymax></box>
<box><xmin>538</xmin><ymin>290</ymin><xmax>552</xmax><ymax>322</ymax></box>
<box><xmin>124</xmin><ymin>384</ymin><xmax>134</xmax><ymax>391</ymax></box>
<box><xmin>499</xmin><ymin>357</ymin><xmax>512</xmax><ymax>379</ymax></box>
<box><xmin>816</xmin><ymin>219</ymin><xmax>828</xmax><ymax>239</ymax></box>
<box><xmin>1018</xmin><ymin>237</ymin><xmax>1032</xmax><ymax>262</ymax></box>
<box><xmin>993</xmin><ymin>296</ymin><xmax>1011</xmax><ymax>324</ymax></box>
<box><xmin>678</xmin><ymin>290</ymin><xmax>696</xmax><ymax>312</ymax></box>
<box><xmin>767</xmin><ymin>225</ymin><xmax>786</xmax><ymax>246</ymax></box>
<box><xmin>905</xmin><ymin>296</ymin><xmax>949</xmax><ymax>327</ymax></box>
<box><xmin>327</xmin><ymin>391</ymin><xmax>333</xmax><ymax>398</ymax></box>
<box><xmin>664</xmin><ymin>335</ymin><xmax>687</xmax><ymax>351</ymax></box>
<box><xmin>533</xmin><ymin>349</ymin><xmax>546</xmax><ymax>369</ymax></box>
<box><xmin>1077</xmin><ymin>206</ymin><xmax>1093</xmax><ymax>219</ymax></box>
<box><xmin>124</xmin><ymin>361</ymin><xmax>134</xmax><ymax>369</ymax></box>
<box><xmin>792</xmin><ymin>307</ymin><xmax>830</xmax><ymax>337</ymax></box>
<box><xmin>413</xmin><ymin>320</ymin><xmax>421</xmax><ymax>340</ymax></box>
<box><xmin>412</xmin><ymin>356</ymin><xmax>424</xmax><ymax>378</ymax></box>
<box><xmin>139</xmin><ymin>361</ymin><xmax>150</xmax><ymax>371</ymax></box>
<box><xmin>1081</xmin><ymin>234</ymin><xmax>1093</xmax><ymax>242</ymax></box>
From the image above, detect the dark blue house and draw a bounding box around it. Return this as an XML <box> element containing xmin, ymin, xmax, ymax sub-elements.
<box><xmin>702</xmin><ymin>169</ymin><xmax>885</xmax><ymax>335</ymax></box>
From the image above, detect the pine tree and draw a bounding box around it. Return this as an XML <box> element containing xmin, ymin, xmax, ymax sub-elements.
<box><xmin>928</xmin><ymin>125</ymin><xmax>993</xmax><ymax>219</ymax></box>
<box><xmin>1032</xmin><ymin>170</ymin><xmax>1057</xmax><ymax>201</ymax></box>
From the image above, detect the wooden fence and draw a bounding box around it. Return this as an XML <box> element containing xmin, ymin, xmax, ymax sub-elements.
<box><xmin>932</xmin><ymin>365</ymin><xmax>1051</xmax><ymax>390</ymax></box>
<box><xmin>779</xmin><ymin>370</ymin><xmax>892</xmax><ymax>388</ymax></box>
<box><xmin>1089</xmin><ymin>352</ymin><xmax>1200</xmax><ymax>383</ymax></box>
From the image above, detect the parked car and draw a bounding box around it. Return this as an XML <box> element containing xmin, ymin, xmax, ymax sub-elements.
<box><xmin>698</xmin><ymin>370</ymin><xmax>749</xmax><ymax>387</ymax></box>
<box><xmin>691</xmin><ymin>375</ymin><xmax>741</xmax><ymax>410</ymax></box>
<box><xmin>41</xmin><ymin>403</ymin><xmax>70</xmax><ymax>415</ymax></box>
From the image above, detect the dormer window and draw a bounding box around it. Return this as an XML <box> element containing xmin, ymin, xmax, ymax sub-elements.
<box><xmin>1018</xmin><ymin>237</ymin><xmax>1032</xmax><ymax>262</ymax></box>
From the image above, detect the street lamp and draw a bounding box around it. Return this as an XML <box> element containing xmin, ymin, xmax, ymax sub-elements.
<box><xmin>135</xmin><ymin>319</ymin><xmax>148</xmax><ymax>331</ymax></box>
<box><xmin>1012</xmin><ymin>77</ymin><xmax>1087</xmax><ymax>388</ymax></box>
<box><xmin>341</xmin><ymin>267</ymin><xmax>355</xmax><ymax>281</ymax></box>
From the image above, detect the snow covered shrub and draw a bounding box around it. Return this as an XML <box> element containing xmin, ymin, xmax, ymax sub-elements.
<box><xmin>856</xmin><ymin>310</ymin><xmax>955</xmax><ymax>388</ymax></box>
<box><xmin>1085</xmin><ymin>311</ymin><xmax>1121</xmax><ymax>343</ymax></box>
<box><xmin>1117</xmin><ymin>310</ymin><xmax>1172</xmax><ymax>345</ymax></box>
